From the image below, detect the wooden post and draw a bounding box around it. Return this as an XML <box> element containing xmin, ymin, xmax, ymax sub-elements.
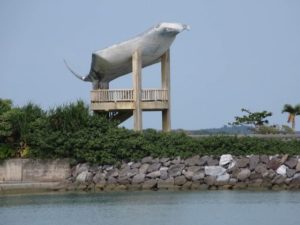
<box><xmin>132</xmin><ymin>50</ymin><xmax>143</xmax><ymax>131</ymax></box>
<box><xmin>161</xmin><ymin>49</ymin><xmax>171</xmax><ymax>132</ymax></box>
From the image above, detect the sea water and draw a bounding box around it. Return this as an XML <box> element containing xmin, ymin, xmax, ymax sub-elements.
<box><xmin>1</xmin><ymin>191</ymin><xmax>300</xmax><ymax>225</ymax></box>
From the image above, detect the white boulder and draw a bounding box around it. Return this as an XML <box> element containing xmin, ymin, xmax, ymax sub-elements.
<box><xmin>205</xmin><ymin>166</ymin><xmax>226</xmax><ymax>176</ymax></box>
<box><xmin>276</xmin><ymin>165</ymin><xmax>287</xmax><ymax>176</ymax></box>
<box><xmin>219</xmin><ymin>154</ymin><xmax>233</xmax><ymax>166</ymax></box>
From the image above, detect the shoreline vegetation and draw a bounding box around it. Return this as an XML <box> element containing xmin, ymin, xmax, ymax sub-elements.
<box><xmin>1</xmin><ymin>99</ymin><xmax>300</xmax><ymax>194</ymax></box>
<box><xmin>1</xmin><ymin>99</ymin><xmax>300</xmax><ymax>165</ymax></box>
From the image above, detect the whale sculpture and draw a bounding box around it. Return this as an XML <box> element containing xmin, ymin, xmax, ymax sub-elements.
<box><xmin>65</xmin><ymin>22</ymin><xmax>190</xmax><ymax>89</ymax></box>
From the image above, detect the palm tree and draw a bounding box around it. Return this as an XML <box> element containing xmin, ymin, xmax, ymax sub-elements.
<box><xmin>282</xmin><ymin>104</ymin><xmax>300</xmax><ymax>130</ymax></box>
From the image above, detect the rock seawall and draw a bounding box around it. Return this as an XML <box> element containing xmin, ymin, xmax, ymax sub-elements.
<box><xmin>67</xmin><ymin>155</ymin><xmax>300</xmax><ymax>191</ymax></box>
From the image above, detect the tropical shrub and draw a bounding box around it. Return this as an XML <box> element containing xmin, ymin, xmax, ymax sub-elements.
<box><xmin>1</xmin><ymin>99</ymin><xmax>300</xmax><ymax>164</ymax></box>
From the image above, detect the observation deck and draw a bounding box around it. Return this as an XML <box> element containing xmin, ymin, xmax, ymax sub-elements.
<box><xmin>91</xmin><ymin>89</ymin><xmax>169</xmax><ymax>111</ymax></box>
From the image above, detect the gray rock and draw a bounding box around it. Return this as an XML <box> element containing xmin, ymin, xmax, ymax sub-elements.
<box><xmin>207</xmin><ymin>158</ymin><xmax>219</xmax><ymax>166</ymax></box>
<box><xmin>153</xmin><ymin>158</ymin><xmax>160</xmax><ymax>164</ymax></box>
<box><xmin>147</xmin><ymin>163</ymin><xmax>161</xmax><ymax>173</ymax></box>
<box><xmin>128</xmin><ymin>169</ymin><xmax>139</xmax><ymax>177</ymax></box>
<box><xmin>216</xmin><ymin>173</ymin><xmax>230</xmax><ymax>185</ymax></box>
<box><xmin>185</xmin><ymin>155</ymin><xmax>200</xmax><ymax>166</ymax></box>
<box><xmin>249</xmin><ymin>155</ymin><xmax>260</xmax><ymax>170</ymax></box>
<box><xmin>227</xmin><ymin>161</ymin><xmax>237</xmax><ymax>171</ymax></box>
<box><xmin>120</xmin><ymin>164</ymin><xmax>129</xmax><ymax>170</ymax></box>
<box><xmin>160</xmin><ymin>169</ymin><xmax>169</xmax><ymax>180</ymax></box>
<box><xmin>141</xmin><ymin>156</ymin><xmax>153</xmax><ymax>164</ymax></box>
<box><xmin>107</xmin><ymin>176</ymin><xmax>117</xmax><ymax>184</ymax></box>
<box><xmin>296</xmin><ymin>160</ymin><xmax>300</xmax><ymax>172</ymax></box>
<box><xmin>157</xmin><ymin>178</ymin><xmax>174</xmax><ymax>189</ymax></box>
<box><xmin>248</xmin><ymin>179</ymin><xmax>263</xmax><ymax>188</ymax></box>
<box><xmin>291</xmin><ymin>173</ymin><xmax>300</xmax><ymax>184</ymax></box>
<box><xmin>190</xmin><ymin>181</ymin><xmax>201</xmax><ymax>189</ymax></box>
<box><xmin>93</xmin><ymin>172</ymin><xmax>106</xmax><ymax>183</ymax></box>
<box><xmin>219</xmin><ymin>154</ymin><xmax>233</xmax><ymax>166</ymax></box>
<box><xmin>146</xmin><ymin>170</ymin><xmax>161</xmax><ymax>178</ymax></box>
<box><xmin>249</xmin><ymin>172</ymin><xmax>262</xmax><ymax>180</ymax></box>
<box><xmin>182</xmin><ymin>170</ymin><xmax>194</xmax><ymax>180</ymax></box>
<box><xmin>174</xmin><ymin>175</ymin><xmax>187</xmax><ymax>186</ymax></box>
<box><xmin>73</xmin><ymin>163</ymin><xmax>89</xmax><ymax>177</ymax></box>
<box><xmin>287</xmin><ymin>169</ymin><xmax>296</xmax><ymax>178</ymax></box>
<box><xmin>267</xmin><ymin>170</ymin><xmax>276</xmax><ymax>179</ymax></box>
<box><xmin>267</xmin><ymin>158</ymin><xmax>281</xmax><ymax>170</ymax></box>
<box><xmin>284</xmin><ymin>157</ymin><xmax>298</xmax><ymax>169</ymax></box>
<box><xmin>276</xmin><ymin>165</ymin><xmax>287</xmax><ymax>176</ymax></box>
<box><xmin>171</xmin><ymin>157</ymin><xmax>181</xmax><ymax>165</ymax></box>
<box><xmin>192</xmin><ymin>171</ymin><xmax>205</xmax><ymax>181</ymax></box>
<box><xmin>139</xmin><ymin>164</ymin><xmax>150</xmax><ymax>174</ymax></box>
<box><xmin>272</xmin><ymin>175</ymin><xmax>286</xmax><ymax>185</ymax></box>
<box><xmin>168</xmin><ymin>164</ymin><xmax>185</xmax><ymax>177</ymax></box>
<box><xmin>132</xmin><ymin>174</ymin><xmax>145</xmax><ymax>184</ymax></box>
<box><xmin>103</xmin><ymin>165</ymin><xmax>113</xmax><ymax>170</ymax></box>
<box><xmin>127</xmin><ymin>162</ymin><xmax>134</xmax><ymax>167</ymax></box>
<box><xmin>118</xmin><ymin>177</ymin><xmax>130</xmax><ymax>185</ymax></box>
<box><xmin>204</xmin><ymin>176</ymin><xmax>216</xmax><ymax>185</ymax></box>
<box><xmin>237</xmin><ymin>168</ymin><xmax>251</xmax><ymax>181</ymax></box>
<box><xmin>88</xmin><ymin>165</ymin><xmax>99</xmax><ymax>174</ymax></box>
<box><xmin>119</xmin><ymin>167</ymin><xmax>129</xmax><ymax>177</ymax></box>
<box><xmin>260</xmin><ymin>155</ymin><xmax>269</xmax><ymax>164</ymax></box>
<box><xmin>237</xmin><ymin>157</ymin><xmax>250</xmax><ymax>168</ymax></box>
<box><xmin>199</xmin><ymin>156</ymin><xmax>210</xmax><ymax>166</ymax></box>
<box><xmin>163</xmin><ymin>161</ymin><xmax>171</xmax><ymax>167</ymax></box>
<box><xmin>76</xmin><ymin>171</ymin><xmax>89</xmax><ymax>183</ymax></box>
<box><xmin>205</xmin><ymin>166</ymin><xmax>226</xmax><ymax>176</ymax></box>
<box><xmin>119</xmin><ymin>168</ymin><xmax>138</xmax><ymax>178</ymax></box>
<box><xmin>280</xmin><ymin>154</ymin><xmax>289</xmax><ymax>164</ymax></box>
<box><xmin>106</xmin><ymin>169</ymin><xmax>119</xmax><ymax>178</ymax></box>
<box><xmin>231</xmin><ymin>167</ymin><xmax>241</xmax><ymax>179</ymax></box>
<box><xmin>160</xmin><ymin>166</ymin><xmax>169</xmax><ymax>171</ymax></box>
<box><xmin>95</xmin><ymin>179</ymin><xmax>106</xmax><ymax>188</ymax></box>
<box><xmin>142</xmin><ymin>179</ymin><xmax>157</xmax><ymax>189</ymax></box>
<box><xmin>187</xmin><ymin>166</ymin><xmax>201</xmax><ymax>173</ymax></box>
<box><xmin>131</xmin><ymin>162</ymin><xmax>141</xmax><ymax>169</ymax></box>
<box><xmin>182</xmin><ymin>181</ymin><xmax>192</xmax><ymax>189</ymax></box>
<box><xmin>160</xmin><ymin>157</ymin><xmax>170</xmax><ymax>163</ymax></box>
<box><xmin>255</xmin><ymin>164</ymin><xmax>267</xmax><ymax>174</ymax></box>
<box><xmin>229</xmin><ymin>178</ymin><xmax>238</xmax><ymax>185</ymax></box>
<box><xmin>86</xmin><ymin>172</ymin><xmax>94</xmax><ymax>183</ymax></box>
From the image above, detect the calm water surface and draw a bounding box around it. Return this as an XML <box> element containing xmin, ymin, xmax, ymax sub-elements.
<box><xmin>1</xmin><ymin>191</ymin><xmax>300</xmax><ymax>225</ymax></box>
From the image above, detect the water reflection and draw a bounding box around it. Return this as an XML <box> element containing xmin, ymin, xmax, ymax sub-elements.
<box><xmin>1</xmin><ymin>191</ymin><xmax>300</xmax><ymax>225</ymax></box>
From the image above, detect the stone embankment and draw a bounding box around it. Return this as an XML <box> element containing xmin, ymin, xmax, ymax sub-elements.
<box><xmin>67</xmin><ymin>155</ymin><xmax>300</xmax><ymax>191</ymax></box>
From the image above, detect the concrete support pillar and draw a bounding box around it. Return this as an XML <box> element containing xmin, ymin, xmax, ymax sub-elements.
<box><xmin>132</xmin><ymin>50</ymin><xmax>143</xmax><ymax>131</ymax></box>
<box><xmin>92</xmin><ymin>81</ymin><xmax>109</xmax><ymax>90</ymax></box>
<box><xmin>161</xmin><ymin>49</ymin><xmax>171</xmax><ymax>132</ymax></box>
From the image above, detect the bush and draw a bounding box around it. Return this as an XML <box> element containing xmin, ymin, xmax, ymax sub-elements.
<box><xmin>0</xmin><ymin>143</ymin><xmax>16</xmax><ymax>160</ymax></box>
<box><xmin>1</xmin><ymin>99</ymin><xmax>300</xmax><ymax>164</ymax></box>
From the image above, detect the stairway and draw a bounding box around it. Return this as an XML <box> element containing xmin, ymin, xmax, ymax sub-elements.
<box><xmin>109</xmin><ymin>110</ymin><xmax>133</xmax><ymax>124</ymax></box>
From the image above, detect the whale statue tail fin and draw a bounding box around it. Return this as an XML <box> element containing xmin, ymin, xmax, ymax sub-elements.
<box><xmin>64</xmin><ymin>59</ymin><xmax>89</xmax><ymax>81</ymax></box>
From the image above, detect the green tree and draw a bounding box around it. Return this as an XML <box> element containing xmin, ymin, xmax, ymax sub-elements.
<box><xmin>229</xmin><ymin>108</ymin><xmax>272</xmax><ymax>127</ymax></box>
<box><xmin>282</xmin><ymin>104</ymin><xmax>300</xmax><ymax>130</ymax></box>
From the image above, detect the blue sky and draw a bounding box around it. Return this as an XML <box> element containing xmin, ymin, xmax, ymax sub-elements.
<box><xmin>1</xmin><ymin>0</ymin><xmax>300</xmax><ymax>130</ymax></box>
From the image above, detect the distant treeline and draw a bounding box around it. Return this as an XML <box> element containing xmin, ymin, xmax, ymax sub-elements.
<box><xmin>1</xmin><ymin>99</ymin><xmax>300</xmax><ymax>164</ymax></box>
<box><xmin>185</xmin><ymin>125</ymin><xmax>252</xmax><ymax>135</ymax></box>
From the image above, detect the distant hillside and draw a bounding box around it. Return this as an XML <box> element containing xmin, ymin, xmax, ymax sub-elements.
<box><xmin>182</xmin><ymin>125</ymin><xmax>300</xmax><ymax>135</ymax></box>
<box><xmin>185</xmin><ymin>125</ymin><xmax>253</xmax><ymax>135</ymax></box>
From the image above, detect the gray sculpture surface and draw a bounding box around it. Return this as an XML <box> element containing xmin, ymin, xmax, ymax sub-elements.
<box><xmin>65</xmin><ymin>22</ymin><xmax>189</xmax><ymax>89</ymax></box>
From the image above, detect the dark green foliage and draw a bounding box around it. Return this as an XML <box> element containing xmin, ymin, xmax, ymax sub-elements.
<box><xmin>230</xmin><ymin>108</ymin><xmax>272</xmax><ymax>127</ymax></box>
<box><xmin>0</xmin><ymin>143</ymin><xmax>16</xmax><ymax>160</ymax></box>
<box><xmin>1</xmin><ymin>99</ymin><xmax>300</xmax><ymax>164</ymax></box>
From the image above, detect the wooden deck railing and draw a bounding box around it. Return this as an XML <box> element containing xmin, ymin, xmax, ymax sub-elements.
<box><xmin>142</xmin><ymin>89</ymin><xmax>168</xmax><ymax>101</ymax></box>
<box><xmin>91</xmin><ymin>89</ymin><xmax>168</xmax><ymax>102</ymax></box>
